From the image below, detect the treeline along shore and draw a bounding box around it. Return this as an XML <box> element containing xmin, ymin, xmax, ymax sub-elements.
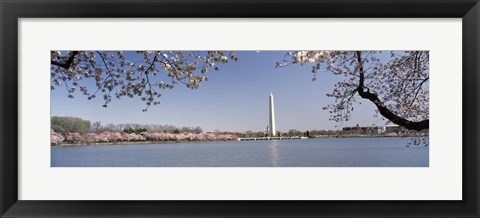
<box><xmin>51</xmin><ymin>130</ymin><xmax>239</xmax><ymax>146</ymax></box>
<box><xmin>50</xmin><ymin>116</ymin><xmax>428</xmax><ymax>146</ymax></box>
<box><xmin>50</xmin><ymin>116</ymin><xmax>239</xmax><ymax>146</ymax></box>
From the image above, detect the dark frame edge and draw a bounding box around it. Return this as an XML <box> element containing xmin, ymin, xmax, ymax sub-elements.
<box><xmin>1</xmin><ymin>0</ymin><xmax>479</xmax><ymax>217</ymax></box>
<box><xmin>0</xmin><ymin>0</ymin><xmax>19</xmax><ymax>217</ymax></box>
<box><xmin>463</xmin><ymin>2</ymin><xmax>480</xmax><ymax>218</ymax></box>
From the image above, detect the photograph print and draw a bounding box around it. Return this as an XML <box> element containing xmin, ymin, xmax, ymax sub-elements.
<box><xmin>50</xmin><ymin>51</ymin><xmax>429</xmax><ymax>167</ymax></box>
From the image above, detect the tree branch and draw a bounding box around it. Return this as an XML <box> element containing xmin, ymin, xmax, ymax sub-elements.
<box><xmin>51</xmin><ymin>51</ymin><xmax>79</xmax><ymax>69</ymax></box>
<box><xmin>355</xmin><ymin>51</ymin><xmax>429</xmax><ymax>131</ymax></box>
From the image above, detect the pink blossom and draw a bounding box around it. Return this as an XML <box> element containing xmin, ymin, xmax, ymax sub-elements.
<box><xmin>64</xmin><ymin>132</ymin><xmax>84</xmax><ymax>143</ymax></box>
<box><xmin>52</xmin><ymin>130</ymin><xmax>238</xmax><ymax>145</ymax></box>
<box><xmin>50</xmin><ymin>129</ymin><xmax>65</xmax><ymax>145</ymax></box>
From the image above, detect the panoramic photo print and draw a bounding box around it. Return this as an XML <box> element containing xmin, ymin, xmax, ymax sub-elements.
<box><xmin>50</xmin><ymin>51</ymin><xmax>429</xmax><ymax>167</ymax></box>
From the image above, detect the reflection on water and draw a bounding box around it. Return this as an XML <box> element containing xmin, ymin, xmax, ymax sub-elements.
<box><xmin>51</xmin><ymin>137</ymin><xmax>429</xmax><ymax>167</ymax></box>
<box><xmin>269</xmin><ymin>140</ymin><xmax>279</xmax><ymax>167</ymax></box>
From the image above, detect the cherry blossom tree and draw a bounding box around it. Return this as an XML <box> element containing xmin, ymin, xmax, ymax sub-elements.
<box><xmin>50</xmin><ymin>129</ymin><xmax>65</xmax><ymax>145</ymax></box>
<box><xmin>51</xmin><ymin>51</ymin><xmax>238</xmax><ymax>111</ymax></box>
<box><xmin>277</xmin><ymin>51</ymin><xmax>429</xmax><ymax>131</ymax></box>
<box><xmin>121</xmin><ymin>132</ymin><xmax>146</xmax><ymax>141</ymax></box>
<box><xmin>64</xmin><ymin>132</ymin><xmax>85</xmax><ymax>143</ymax></box>
<box><xmin>51</xmin><ymin>128</ymin><xmax>238</xmax><ymax>145</ymax></box>
<box><xmin>51</xmin><ymin>50</ymin><xmax>428</xmax><ymax>131</ymax></box>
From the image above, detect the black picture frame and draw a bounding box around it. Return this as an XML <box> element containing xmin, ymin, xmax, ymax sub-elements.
<box><xmin>1</xmin><ymin>0</ymin><xmax>479</xmax><ymax>217</ymax></box>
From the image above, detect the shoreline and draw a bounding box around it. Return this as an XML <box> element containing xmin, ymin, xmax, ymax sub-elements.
<box><xmin>312</xmin><ymin>134</ymin><xmax>428</xmax><ymax>139</ymax></box>
<box><xmin>53</xmin><ymin>139</ymin><xmax>235</xmax><ymax>147</ymax></box>
<box><xmin>52</xmin><ymin>135</ymin><xmax>428</xmax><ymax>147</ymax></box>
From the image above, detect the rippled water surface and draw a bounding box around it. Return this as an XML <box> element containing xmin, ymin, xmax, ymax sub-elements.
<box><xmin>51</xmin><ymin>137</ymin><xmax>428</xmax><ymax>167</ymax></box>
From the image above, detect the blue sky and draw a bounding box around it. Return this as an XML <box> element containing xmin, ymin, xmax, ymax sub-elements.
<box><xmin>51</xmin><ymin>51</ymin><xmax>381</xmax><ymax>132</ymax></box>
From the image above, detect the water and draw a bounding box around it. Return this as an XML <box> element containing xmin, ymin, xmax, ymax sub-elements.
<box><xmin>51</xmin><ymin>137</ymin><xmax>428</xmax><ymax>167</ymax></box>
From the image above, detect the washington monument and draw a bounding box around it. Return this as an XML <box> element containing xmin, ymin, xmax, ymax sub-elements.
<box><xmin>269</xmin><ymin>93</ymin><xmax>276</xmax><ymax>136</ymax></box>
<box><xmin>237</xmin><ymin>93</ymin><xmax>306</xmax><ymax>141</ymax></box>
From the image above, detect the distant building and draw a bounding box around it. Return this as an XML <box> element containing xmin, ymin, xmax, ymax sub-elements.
<box><xmin>384</xmin><ymin>125</ymin><xmax>402</xmax><ymax>133</ymax></box>
<box><xmin>342</xmin><ymin>125</ymin><xmax>395</xmax><ymax>134</ymax></box>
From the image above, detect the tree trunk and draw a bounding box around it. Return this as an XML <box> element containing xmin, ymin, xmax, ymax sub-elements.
<box><xmin>355</xmin><ymin>51</ymin><xmax>429</xmax><ymax>131</ymax></box>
